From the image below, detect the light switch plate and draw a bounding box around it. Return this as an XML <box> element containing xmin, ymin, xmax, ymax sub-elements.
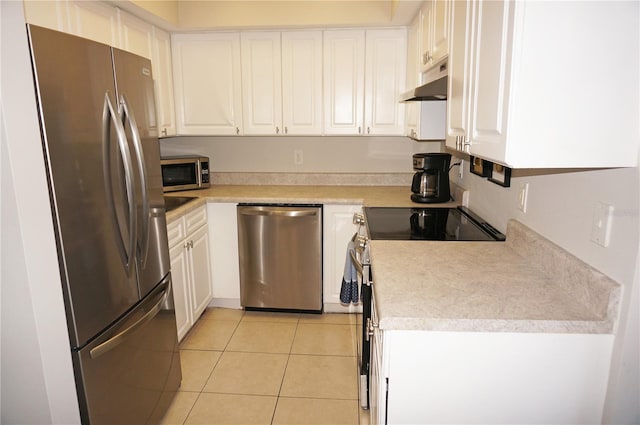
<box><xmin>591</xmin><ymin>201</ymin><xmax>614</xmax><ymax>247</ymax></box>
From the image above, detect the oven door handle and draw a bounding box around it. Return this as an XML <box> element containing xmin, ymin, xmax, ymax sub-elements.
<box><xmin>350</xmin><ymin>250</ymin><xmax>363</xmax><ymax>274</ymax></box>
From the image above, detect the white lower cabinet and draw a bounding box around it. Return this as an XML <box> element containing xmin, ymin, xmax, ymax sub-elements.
<box><xmin>322</xmin><ymin>204</ymin><xmax>363</xmax><ymax>313</ymax></box>
<box><xmin>167</xmin><ymin>205</ymin><xmax>213</xmax><ymax>342</ymax></box>
<box><xmin>373</xmin><ymin>326</ymin><xmax>614</xmax><ymax>424</ymax></box>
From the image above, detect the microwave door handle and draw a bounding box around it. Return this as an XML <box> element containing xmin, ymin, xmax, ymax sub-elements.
<box><xmin>120</xmin><ymin>94</ymin><xmax>150</xmax><ymax>268</ymax></box>
<box><xmin>103</xmin><ymin>91</ymin><xmax>137</xmax><ymax>275</ymax></box>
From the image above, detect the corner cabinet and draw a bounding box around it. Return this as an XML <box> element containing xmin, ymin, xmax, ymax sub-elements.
<box><xmin>167</xmin><ymin>204</ymin><xmax>213</xmax><ymax>342</ymax></box>
<box><xmin>322</xmin><ymin>204</ymin><xmax>363</xmax><ymax>313</ymax></box>
<box><xmin>172</xmin><ymin>33</ymin><xmax>244</xmax><ymax>135</ymax></box>
<box><xmin>446</xmin><ymin>0</ymin><xmax>639</xmax><ymax>168</ymax></box>
<box><xmin>323</xmin><ymin>29</ymin><xmax>406</xmax><ymax>136</ymax></box>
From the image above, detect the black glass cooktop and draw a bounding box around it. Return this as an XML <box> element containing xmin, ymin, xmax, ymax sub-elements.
<box><xmin>363</xmin><ymin>206</ymin><xmax>506</xmax><ymax>241</ymax></box>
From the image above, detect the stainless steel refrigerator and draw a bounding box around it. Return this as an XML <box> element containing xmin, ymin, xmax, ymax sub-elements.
<box><xmin>27</xmin><ymin>25</ymin><xmax>181</xmax><ymax>424</ymax></box>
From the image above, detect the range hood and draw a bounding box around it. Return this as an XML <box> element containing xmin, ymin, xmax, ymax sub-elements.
<box><xmin>401</xmin><ymin>59</ymin><xmax>448</xmax><ymax>101</ymax></box>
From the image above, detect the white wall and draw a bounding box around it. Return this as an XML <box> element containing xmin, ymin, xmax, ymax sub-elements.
<box><xmin>0</xmin><ymin>2</ymin><xmax>80</xmax><ymax>423</ymax></box>
<box><xmin>450</xmin><ymin>154</ymin><xmax>640</xmax><ymax>424</ymax></box>
<box><xmin>160</xmin><ymin>135</ymin><xmax>443</xmax><ymax>173</ymax></box>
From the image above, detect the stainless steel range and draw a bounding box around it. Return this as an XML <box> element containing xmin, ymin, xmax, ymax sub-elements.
<box><xmin>353</xmin><ymin>206</ymin><xmax>505</xmax><ymax>410</ymax></box>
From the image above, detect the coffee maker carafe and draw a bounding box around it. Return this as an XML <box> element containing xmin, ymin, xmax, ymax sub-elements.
<box><xmin>411</xmin><ymin>153</ymin><xmax>451</xmax><ymax>203</ymax></box>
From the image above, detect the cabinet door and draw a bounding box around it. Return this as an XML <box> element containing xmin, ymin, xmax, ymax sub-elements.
<box><xmin>405</xmin><ymin>12</ymin><xmax>421</xmax><ymax>138</ymax></box>
<box><xmin>152</xmin><ymin>27</ymin><xmax>176</xmax><ymax>137</ymax></box>
<box><xmin>431</xmin><ymin>0</ymin><xmax>451</xmax><ymax>64</ymax></box>
<box><xmin>420</xmin><ymin>0</ymin><xmax>433</xmax><ymax>69</ymax></box>
<box><xmin>467</xmin><ymin>0</ymin><xmax>514</xmax><ymax>159</ymax></box>
<box><xmin>172</xmin><ymin>33</ymin><xmax>243</xmax><ymax>135</ymax></box>
<box><xmin>169</xmin><ymin>243</ymin><xmax>192</xmax><ymax>342</ymax></box>
<box><xmin>323</xmin><ymin>30</ymin><xmax>365</xmax><ymax>135</ymax></box>
<box><xmin>322</xmin><ymin>204</ymin><xmax>363</xmax><ymax>313</ymax></box>
<box><xmin>117</xmin><ymin>9</ymin><xmax>153</xmax><ymax>59</ymax></box>
<box><xmin>23</xmin><ymin>0</ymin><xmax>70</xmax><ymax>32</ymax></box>
<box><xmin>67</xmin><ymin>0</ymin><xmax>119</xmax><ymax>47</ymax></box>
<box><xmin>364</xmin><ymin>29</ymin><xmax>406</xmax><ymax>136</ymax></box>
<box><xmin>241</xmin><ymin>32</ymin><xmax>283</xmax><ymax>135</ymax></box>
<box><xmin>281</xmin><ymin>31</ymin><xmax>323</xmax><ymax>135</ymax></box>
<box><xmin>187</xmin><ymin>224</ymin><xmax>213</xmax><ymax>321</ymax></box>
<box><xmin>445</xmin><ymin>0</ymin><xmax>474</xmax><ymax>151</ymax></box>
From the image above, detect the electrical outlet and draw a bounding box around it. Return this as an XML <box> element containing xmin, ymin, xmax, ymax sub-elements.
<box><xmin>517</xmin><ymin>183</ymin><xmax>529</xmax><ymax>213</ymax></box>
<box><xmin>459</xmin><ymin>159</ymin><xmax>464</xmax><ymax>179</ymax></box>
<box><xmin>591</xmin><ymin>202</ymin><xmax>614</xmax><ymax>247</ymax></box>
<box><xmin>294</xmin><ymin>150</ymin><xmax>303</xmax><ymax>165</ymax></box>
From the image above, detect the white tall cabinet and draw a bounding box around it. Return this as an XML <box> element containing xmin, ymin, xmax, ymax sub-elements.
<box><xmin>172</xmin><ymin>33</ymin><xmax>243</xmax><ymax>135</ymax></box>
<box><xmin>446</xmin><ymin>0</ymin><xmax>639</xmax><ymax>168</ymax></box>
<box><xmin>323</xmin><ymin>29</ymin><xmax>406</xmax><ymax>136</ymax></box>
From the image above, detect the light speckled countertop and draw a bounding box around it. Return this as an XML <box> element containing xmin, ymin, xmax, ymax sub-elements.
<box><xmin>165</xmin><ymin>185</ymin><xmax>620</xmax><ymax>335</ymax></box>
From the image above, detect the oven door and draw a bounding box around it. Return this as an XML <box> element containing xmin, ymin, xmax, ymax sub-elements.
<box><xmin>350</xmin><ymin>234</ymin><xmax>371</xmax><ymax>410</ymax></box>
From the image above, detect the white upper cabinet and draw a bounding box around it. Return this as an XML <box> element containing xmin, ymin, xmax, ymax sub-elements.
<box><xmin>240</xmin><ymin>32</ymin><xmax>283</xmax><ymax>135</ymax></box>
<box><xmin>323</xmin><ymin>30</ymin><xmax>366</xmax><ymax>135</ymax></box>
<box><xmin>445</xmin><ymin>0</ymin><xmax>472</xmax><ymax>150</ymax></box>
<box><xmin>172</xmin><ymin>33</ymin><xmax>243</xmax><ymax>135</ymax></box>
<box><xmin>240</xmin><ymin>30</ymin><xmax>323</xmax><ymax>136</ymax></box>
<box><xmin>421</xmin><ymin>0</ymin><xmax>451</xmax><ymax>70</ymax></box>
<box><xmin>324</xmin><ymin>29</ymin><xmax>406</xmax><ymax>136</ymax></box>
<box><xmin>447</xmin><ymin>0</ymin><xmax>639</xmax><ymax>168</ymax></box>
<box><xmin>117</xmin><ymin>9</ymin><xmax>153</xmax><ymax>59</ymax></box>
<box><xmin>365</xmin><ymin>29</ymin><xmax>407</xmax><ymax>136</ymax></box>
<box><xmin>23</xmin><ymin>0</ymin><xmax>70</xmax><ymax>32</ymax></box>
<box><xmin>67</xmin><ymin>0</ymin><xmax>119</xmax><ymax>47</ymax></box>
<box><xmin>281</xmin><ymin>31</ymin><xmax>323</xmax><ymax>135</ymax></box>
<box><xmin>152</xmin><ymin>27</ymin><xmax>176</xmax><ymax>137</ymax></box>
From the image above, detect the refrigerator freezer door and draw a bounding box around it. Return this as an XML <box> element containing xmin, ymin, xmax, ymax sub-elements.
<box><xmin>112</xmin><ymin>48</ymin><xmax>170</xmax><ymax>299</ymax></box>
<box><xmin>28</xmin><ymin>25</ymin><xmax>140</xmax><ymax>348</ymax></box>
<box><xmin>73</xmin><ymin>275</ymin><xmax>181</xmax><ymax>425</ymax></box>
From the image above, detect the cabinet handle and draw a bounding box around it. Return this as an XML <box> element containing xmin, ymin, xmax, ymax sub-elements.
<box><xmin>190</xmin><ymin>240</ymin><xmax>194</xmax><ymax>249</ymax></box>
<box><xmin>161</xmin><ymin>128</ymin><xmax>167</xmax><ymax>136</ymax></box>
<box><xmin>276</xmin><ymin>126</ymin><xmax>280</xmax><ymax>134</ymax></box>
<box><xmin>367</xmin><ymin>127</ymin><xmax>370</xmax><ymax>134</ymax></box>
<box><xmin>358</xmin><ymin>126</ymin><xmax>362</xmax><ymax>134</ymax></box>
<box><xmin>284</xmin><ymin>126</ymin><xmax>288</xmax><ymax>134</ymax></box>
<box><xmin>236</xmin><ymin>127</ymin><xmax>240</xmax><ymax>135</ymax></box>
<box><xmin>184</xmin><ymin>241</ymin><xmax>189</xmax><ymax>250</ymax></box>
<box><xmin>423</xmin><ymin>51</ymin><xmax>431</xmax><ymax>65</ymax></box>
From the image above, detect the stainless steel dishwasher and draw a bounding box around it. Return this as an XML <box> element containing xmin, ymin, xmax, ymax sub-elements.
<box><xmin>237</xmin><ymin>204</ymin><xmax>323</xmax><ymax>312</ymax></box>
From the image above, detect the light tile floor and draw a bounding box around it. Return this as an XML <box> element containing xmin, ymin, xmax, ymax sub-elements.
<box><xmin>160</xmin><ymin>308</ymin><xmax>370</xmax><ymax>425</ymax></box>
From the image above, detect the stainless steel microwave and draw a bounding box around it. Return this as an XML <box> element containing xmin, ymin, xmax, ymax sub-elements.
<box><xmin>160</xmin><ymin>156</ymin><xmax>210</xmax><ymax>192</ymax></box>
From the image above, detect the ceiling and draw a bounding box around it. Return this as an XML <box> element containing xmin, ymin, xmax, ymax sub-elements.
<box><xmin>118</xmin><ymin>0</ymin><xmax>423</xmax><ymax>31</ymax></box>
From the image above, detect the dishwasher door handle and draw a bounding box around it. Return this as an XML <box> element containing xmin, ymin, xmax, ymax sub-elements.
<box><xmin>238</xmin><ymin>208</ymin><xmax>318</xmax><ymax>218</ymax></box>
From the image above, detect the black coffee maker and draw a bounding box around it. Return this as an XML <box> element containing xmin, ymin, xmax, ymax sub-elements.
<box><xmin>410</xmin><ymin>153</ymin><xmax>451</xmax><ymax>203</ymax></box>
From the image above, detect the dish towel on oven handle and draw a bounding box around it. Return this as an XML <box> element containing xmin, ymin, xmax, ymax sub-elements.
<box><xmin>340</xmin><ymin>239</ymin><xmax>359</xmax><ymax>304</ymax></box>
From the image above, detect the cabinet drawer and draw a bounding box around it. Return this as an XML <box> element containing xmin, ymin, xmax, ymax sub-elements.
<box><xmin>167</xmin><ymin>217</ymin><xmax>186</xmax><ymax>248</ymax></box>
<box><xmin>185</xmin><ymin>204</ymin><xmax>207</xmax><ymax>234</ymax></box>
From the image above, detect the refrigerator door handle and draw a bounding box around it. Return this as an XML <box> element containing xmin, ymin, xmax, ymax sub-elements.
<box><xmin>102</xmin><ymin>91</ymin><xmax>137</xmax><ymax>274</ymax></box>
<box><xmin>119</xmin><ymin>94</ymin><xmax>150</xmax><ymax>268</ymax></box>
<box><xmin>89</xmin><ymin>278</ymin><xmax>171</xmax><ymax>360</ymax></box>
